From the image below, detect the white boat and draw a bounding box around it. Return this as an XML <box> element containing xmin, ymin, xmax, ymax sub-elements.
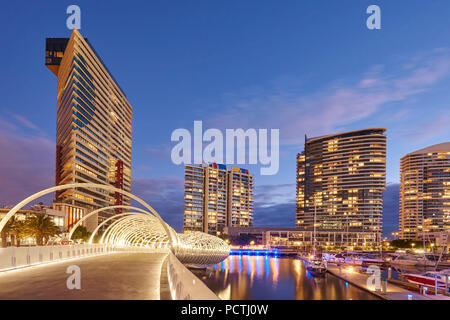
<box><xmin>391</xmin><ymin>254</ymin><xmax>436</xmax><ymax>267</ymax></box>
<box><xmin>356</xmin><ymin>255</ymin><xmax>386</xmax><ymax>267</ymax></box>
<box><xmin>306</xmin><ymin>258</ymin><xmax>327</xmax><ymax>277</ymax></box>
<box><xmin>416</xmin><ymin>254</ymin><xmax>438</xmax><ymax>267</ymax></box>
<box><xmin>326</xmin><ymin>253</ymin><xmax>346</xmax><ymax>264</ymax></box>
<box><xmin>403</xmin><ymin>269</ymin><xmax>450</xmax><ymax>288</ymax></box>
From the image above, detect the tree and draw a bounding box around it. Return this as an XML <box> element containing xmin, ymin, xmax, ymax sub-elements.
<box><xmin>390</xmin><ymin>239</ymin><xmax>423</xmax><ymax>249</ymax></box>
<box><xmin>11</xmin><ymin>219</ymin><xmax>30</xmax><ymax>247</ymax></box>
<box><xmin>26</xmin><ymin>214</ymin><xmax>61</xmax><ymax>246</ymax></box>
<box><xmin>71</xmin><ymin>226</ymin><xmax>91</xmax><ymax>242</ymax></box>
<box><xmin>0</xmin><ymin>217</ymin><xmax>15</xmax><ymax>248</ymax></box>
<box><xmin>1</xmin><ymin>216</ymin><xmax>32</xmax><ymax>247</ymax></box>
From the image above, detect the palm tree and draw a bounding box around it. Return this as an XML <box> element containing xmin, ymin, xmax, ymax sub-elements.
<box><xmin>1</xmin><ymin>216</ymin><xmax>16</xmax><ymax>248</ymax></box>
<box><xmin>26</xmin><ymin>214</ymin><xmax>61</xmax><ymax>246</ymax></box>
<box><xmin>11</xmin><ymin>219</ymin><xmax>30</xmax><ymax>247</ymax></box>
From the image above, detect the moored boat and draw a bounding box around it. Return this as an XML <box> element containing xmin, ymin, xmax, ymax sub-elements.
<box><xmin>391</xmin><ymin>254</ymin><xmax>435</xmax><ymax>267</ymax></box>
<box><xmin>306</xmin><ymin>258</ymin><xmax>327</xmax><ymax>277</ymax></box>
<box><xmin>403</xmin><ymin>269</ymin><xmax>450</xmax><ymax>288</ymax></box>
<box><xmin>358</xmin><ymin>256</ymin><xmax>386</xmax><ymax>267</ymax></box>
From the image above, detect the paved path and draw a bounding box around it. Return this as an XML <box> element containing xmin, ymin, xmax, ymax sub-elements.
<box><xmin>0</xmin><ymin>252</ymin><xmax>169</xmax><ymax>299</ymax></box>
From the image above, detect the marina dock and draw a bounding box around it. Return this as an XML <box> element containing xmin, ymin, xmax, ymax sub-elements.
<box><xmin>326</xmin><ymin>263</ymin><xmax>450</xmax><ymax>300</ymax></box>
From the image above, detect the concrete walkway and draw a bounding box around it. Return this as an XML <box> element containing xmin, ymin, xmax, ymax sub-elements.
<box><xmin>327</xmin><ymin>264</ymin><xmax>450</xmax><ymax>301</ymax></box>
<box><xmin>0</xmin><ymin>252</ymin><xmax>169</xmax><ymax>300</ymax></box>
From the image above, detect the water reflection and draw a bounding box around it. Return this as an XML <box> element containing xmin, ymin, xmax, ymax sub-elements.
<box><xmin>196</xmin><ymin>255</ymin><xmax>379</xmax><ymax>300</ymax></box>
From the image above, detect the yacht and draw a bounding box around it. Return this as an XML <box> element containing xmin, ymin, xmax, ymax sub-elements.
<box><xmin>391</xmin><ymin>254</ymin><xmax>436</xmax><ymax>267</ymax></box>
<box><xmin>356</xmin><ymin>255</ymin><xmax>386</xmax><ymax>267</ymax></box>
<box><xmin>403</xmin><ymin>269</ymin><xmax>450</xmax><ymax>289</ymax></box>
<box><xmin>306</xmin><ymin>258</ymin><xmax>327</xmax><ymax>277</ymax></box>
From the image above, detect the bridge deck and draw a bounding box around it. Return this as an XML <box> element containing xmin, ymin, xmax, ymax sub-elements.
<box><xmin>0</xmin><ymin>252</ymin><xmax>169</xmax><ymax>300</ymax></box>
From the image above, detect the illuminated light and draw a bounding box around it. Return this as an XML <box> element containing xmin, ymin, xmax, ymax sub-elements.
<box><xmin>1</xmin><ymin>183</ymin><xmax>230</xmax><ymax>267</ymax></box>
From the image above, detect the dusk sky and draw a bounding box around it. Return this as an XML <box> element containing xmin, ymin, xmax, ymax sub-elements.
<box><xmin>1</xmin><ymin>1</ymin><xmax>450</xmax><ymax>236</ymax></box>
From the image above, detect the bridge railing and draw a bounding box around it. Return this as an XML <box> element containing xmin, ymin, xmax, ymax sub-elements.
<box><xmin>0</xmin><ymin>244</ymin><xmax>114</xmax><ymax>272</ymax></box>
<box><xmin>0</xmin><ymin>244</ymin><xmax>221</xmax><ymax>300</ymax></box>
<box><xmin>166</xmin><ymin>251</ymin><xmax>219</xmax><ymax>300</ymax></box>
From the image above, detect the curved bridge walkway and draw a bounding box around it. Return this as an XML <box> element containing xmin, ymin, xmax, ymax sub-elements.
<box><xmin>0</xmin><ymin>252</ymin><xmax>170</xmax><ymax>300</ymax></box>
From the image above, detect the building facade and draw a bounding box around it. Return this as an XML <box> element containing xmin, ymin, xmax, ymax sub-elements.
<box><xmin>45</xmin><ymin>29</ymin><xmax>132</xmax><ymax>231</ymax></box>
<box><xmin>0</xmin><ymin>206</ymin><xmax>67</xmax><ymax>246</ymax></box>
<box><xmin>296</xmin><ymin>128</ymin><xmax>386</xmax><ymax>248</ymax></box>
<box><xmin>399</xmin><ymin>143</ymin><xmax>450</xmax><ymax>240</ymax></box>
<box><xmin>183</xmin><ymin>163</ymin><xmax>254</xmax><ymax>235</ymax></box>
<box><xmin>224</xmin><ymin>226</ymin><xmax>379</xmax><ymax>251</ymax></box>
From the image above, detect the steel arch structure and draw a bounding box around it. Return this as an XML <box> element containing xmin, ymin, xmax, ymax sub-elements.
<box><xmin>68</xmin><ymin>205</ymin><xmax>152</xmax><ymax>240</ymax></box>
<box><xmin>88</xmin><ymin>212</ymin><xmax>146</xmax><ymax>244</ymax></box>
<box><xmin>176</xmin><ymin>233</ymin><xmax>231</xmax><ymax>265</ymax></box>
<box><xmin>0</xmin><ymin>183</ymin><xmax>230</xmax><ymax>266</ymax></box>
<box><xmin>101</xmin><ymin>215</ymin><xmax>173</xmax><ymax>247</ymax></box>
<box><xmin>0</xmin><ymin>183</ymin><xmax>178</xmax><ymax>248</ymax></box>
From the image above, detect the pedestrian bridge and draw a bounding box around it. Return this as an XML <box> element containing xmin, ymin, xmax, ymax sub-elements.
<box><xmin>0</xmin><ymin>183</ymin><xmax>230</xmax><ymax>300</ymax></box>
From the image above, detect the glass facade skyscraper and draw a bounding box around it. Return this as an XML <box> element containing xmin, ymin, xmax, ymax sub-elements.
<box><xmin>297</xmin><ymin>128</ymin><xmax>386</xmax><ymax>249</ymax></box>
<box><xmin>45</xmin><ymin>29</ymin><xmax>132</xmax><ymax>230</ymax></box>
<box><xmin>183</xmin><ymin>163</ymin><xmax>254</xmax><ymax>235</ymax></box>
<box><xmin>399</xmin><ymin>142</ymin><xmax>450</xmax><ymax>240</ymax></box>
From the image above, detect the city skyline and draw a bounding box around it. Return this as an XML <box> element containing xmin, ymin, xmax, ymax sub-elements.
<box><xmin>1</xmin><ymin>2</ymin><xmax>450</xmax><ymax>236</ymax></box>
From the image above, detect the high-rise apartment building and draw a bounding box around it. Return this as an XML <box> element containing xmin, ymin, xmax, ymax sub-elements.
<box><xmin>183</xmin><ymin>163</ymin><xmax>254</xmax><ymax>235</ymax></box>
<box><xmin>45</xmin><ymin>29</ymin><xmax>132</xmax><ymax>230</ymax></box>
<box><xmin>296</xmin><ymin>128</ymin><xmax>386</xmax><ymax>248</ymax></box>
<box><xmin>399</xmin><ymin>143</ymin><xmax>450</xmax><ymax>240</ymax></box>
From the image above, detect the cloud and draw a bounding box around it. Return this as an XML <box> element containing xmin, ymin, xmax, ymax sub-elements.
<box><xmin>205</xmin><ymin>50</ymin><xmax>450</xmax><ymax>145</ymax></box>
<box><xmin>131</xmin><ymin>176</ymin><xmax>185</xmax><ymax>231</ymax></box>
<box><xmin>144</xmin><ymin>145</ymin><xmax>172</xmax><ymax>161</ymax></box>
<box><xmin>252</xmin><ymin>183</ymin><xmax>296</xmax><ymax>227</ymax></box>
<box><xmin>254</xmin><ymin>183</ymin><xmax>295</xmax><ymax>206</ymax></box>
<box><xmin>0</xmin><ymin>114</ymin><xmax>55</xmax><ymax>207</ymax></box>
<box><xmin>11</xmin><ymin>114</ymin><xmax>41</xmax><ymax>132</ymax></box>
<box><xmin>405</xmin><ymin>111</ymin><xmax>450</xmax><ymax>143</ymax></box>
<box><xmin>253</xmin><ymin>202</ymin><xmax>296</xmax><ymax>228</ymax></box>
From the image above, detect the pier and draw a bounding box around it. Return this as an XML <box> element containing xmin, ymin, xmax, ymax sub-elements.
<box><xmin>326</xmin><ymin>263</ymin><xmax>450</xmax><ymax>300</ymax></box>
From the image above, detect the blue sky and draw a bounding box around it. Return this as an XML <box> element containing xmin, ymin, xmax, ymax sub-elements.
<box><xmin>0</xmin><ymin>1</ymin><xmax>449</xmax><ymax>236</ymax></box>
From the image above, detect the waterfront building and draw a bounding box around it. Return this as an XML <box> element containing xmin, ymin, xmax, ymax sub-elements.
<box><xmin>224</xmin><ymin>226</ymin><xmax>377</xmax><ymax>251</ymax></box>
<box><xmin>45</xmin><ymin>29</ymin><xmax>133</xmax><ymax>231</ymax></box>
<box><xmin>399</xmin><ymin>142</ymin><xmax>450</xmax><ymax>241</ymax></box>
<box><xmin>296</xmin><ymin>128</ymin><xmax>387</xmax><ymax>248</ymax></box>
<box><xmin>29</xmin><ymin>203</ymin><xmax>67</xmax><ymax>229</ymax></box>
<box><xmin>183</xmin><ymin>163</ymin><xmax>254</xmax><ymax>235</ymax></box>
